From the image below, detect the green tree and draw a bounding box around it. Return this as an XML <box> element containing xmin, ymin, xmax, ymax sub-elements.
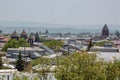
<box><xmin>44</xmin><ymin>40</ymin><xmax>64</xmax><ymax>52</ymax></box>
<box><xmin>30</xmin><ymin>51</ymin><xmax>120</xmax><ymax>80</ymax></box>
<box><xmin>22</xmin><ymin>76</ymin><xmax>29</xmax><ymax>80</ymax></box>
<box><xmin>16</xmin><ymin>51</ymin><xmax>25</xmax><ymax>71</ymax></box>
<box><xmin>95</xmin><ymin>40</ymin><xmax>114</xmax><ymax>47</ymax></box>
<box><xmin>31</xmin><ymin>57</ymin><xmax>50</xmax><ymax>67</ymax></box>
<box><xmin>13</xmin><ymin>74</ymin><xmax>21</xmax><ymax>80</ymax></box>
<box><xmin>106</xmin><ymin>59</ymin><xmax>120</xmax><ymax>80</ymax></box>
<box><xmin>31</xmin><ymin>57</ymin><xmax>51</xmax><ymax>79</ymax></box>
<box><xmin>55</xmin><ymin>52</ymin><xmax>120</xmax><ymax>80</ymax></box>
<box><xmin>39</xmin><ymin>37</ymin><xmax>47</xmax><ymax>42</ymax></box>
<box><xmin>19</xmin><ymin>38</ymin><xmax>30</xmax><ymax>47</ymax></box>
<box><xmin>2</xmin><ymin>39</ymin><xmax>19</xmax><ymax>51</ymax></box>
<box><xmin>2</xmin><ymin>38</ymin><xmax>30</xmax><ymax>52</ymax></box>
<box><xmin>44</xmin><ymin>40</ymin><xmax>64</xmax><ymax>74</ymax></box>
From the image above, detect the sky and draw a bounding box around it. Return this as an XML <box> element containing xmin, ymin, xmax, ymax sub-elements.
<box><xmin>0</xmin><ymin>0</ymin><xmax>120</xmax><ymax>25</ymax></box>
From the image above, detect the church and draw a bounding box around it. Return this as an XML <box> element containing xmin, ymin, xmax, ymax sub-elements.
<box><xmin>102</xmin><ymin>24</ymin><xmax>109</xmax><ymax>36</ymax></box>
<box><xmin>92</xmin><ymin>24</ymin><xmax>109</xmax><ymax>41</ymax></box>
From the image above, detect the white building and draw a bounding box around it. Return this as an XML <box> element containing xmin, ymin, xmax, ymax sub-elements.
<box><xmin>0</xmin><ymin>69</ymin><xmax>17</xmax><ymax>80</ymax></box>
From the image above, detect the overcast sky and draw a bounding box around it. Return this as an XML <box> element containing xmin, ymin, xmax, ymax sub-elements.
<box><xmin>0</xmin><ymin>0</ymin><xmax>120</xmax><ymax>25</ymax></box>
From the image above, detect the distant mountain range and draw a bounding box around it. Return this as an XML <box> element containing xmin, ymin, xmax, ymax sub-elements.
<box><xmin>0</xmin><ymin>21</ymin><xmax>120</xmax><ymax>33</ymax></box>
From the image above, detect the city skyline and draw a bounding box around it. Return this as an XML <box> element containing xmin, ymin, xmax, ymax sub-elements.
<box><xmin>0</xmin><ymin>0</ymin><xmax>120</xmax><ymax>25</ymax></box>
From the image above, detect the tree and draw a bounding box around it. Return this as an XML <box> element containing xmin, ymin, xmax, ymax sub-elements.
<box><xmin>19</xmin><ymin>38</ymin><xmax>30</xmax><ymax>47</ymax></box>
<box><xmin>106</xmin><ymin>59</ymin><xmax>120</xmax><ymax>80</ymax></box>
<box><xmin>2</xmin><ymin>39</ymin><xmax>19</xmax><ymax>51</ymax></box>
<box><xmin>55</xmin><ymin>52</ymin><xmax>120</xmax><ymax>80</ymax></box>
<box><xmin>0</xmin><ymin>54</ymin><xmax>3</xmax><ymax>69</ymax></box>
<box><xmin>95</xmin><ymin>40</ymin><xmax>114</xmax><ymax>47</ymax></box>
<box><xmin>16</xmin><ymin>51</ymin><xmax>25</xmax><ymax>71</ymax></box>
<box><xmin>44</xmin><ymin>40</ymin><xmax>64</xmax><ymax>72</ymax></box>
<box><xmin>44</xmin><ymin>40</ymin><xmax>64</xmax><ymax>52</ymax></box>
<box><xmin>39</xmin><ymin>37</ymin><xmax>47</xmax><ymax>42</ymax></box>
<box><xmin>2</xmin><ymin>38</ymin><xmax>30</xmax><ymax>52</ymax></box>
<box><xmin>31</xmin><ymin>57</ymin><xmax>51</xmax><ymax>79</ymax></box>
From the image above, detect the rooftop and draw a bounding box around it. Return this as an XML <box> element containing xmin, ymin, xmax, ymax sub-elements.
<box><xmin>11</xmin><ymin>30</ymin><xmax>19</xmax><ymax>36</ymax></box>
<box><xmin>102</xmin><ymin>24</ymin><xmax>109</xmax><ymax>31</ymax></box>
<box><xmin>21</xmin><ymin>30</ymin><xmax>27</xmax><ymax>35</ymax></box>
<box><xmin>92</xmin><ymin>46</ymin><xmax>117</xmax><ymax>49</ymax></box>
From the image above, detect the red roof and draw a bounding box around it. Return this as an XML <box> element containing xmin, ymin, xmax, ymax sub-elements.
<box><xmin>112</xmin><ymin>41</ymin><xmax>120</xmax><ymax>45</ymax></box>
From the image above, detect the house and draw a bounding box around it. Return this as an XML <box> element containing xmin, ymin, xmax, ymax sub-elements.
<box><xmin>0</xmin><ymin>69</ymin><xmax>17</xmax><ymax>80</ymax></box>
<box><xmin>0</xmin><ymin>35</ymin><xmax>10</xmax><ymax>48</ymax></box>
<box><xmin>20</xmin><ymin>30</ymin><xmax>27</xmax><ymax>40</ymax></box>
<box><xmin>7</xmin><ymin>47</ymin><xmax>46</xmax><ymax>62</ymax></box>
<box><xmin>11</xmin><ymin>31</ymin><xmax>19</xmax><ymax>40</ymax></box>
<box><xmin>97</xmin><ymin>52</ymin><xmax>120</xmax><ymax>62</ymax></box>
<box><xmin>90</xmin><ymin>46</ymin><xmax>119</xmax><ymax>52</ymax></box>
